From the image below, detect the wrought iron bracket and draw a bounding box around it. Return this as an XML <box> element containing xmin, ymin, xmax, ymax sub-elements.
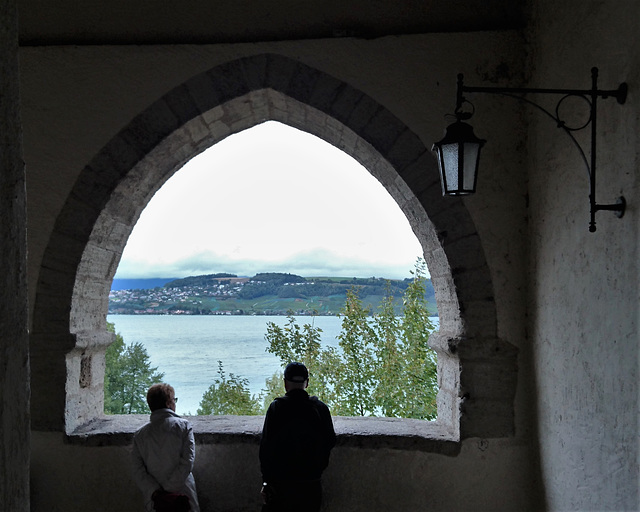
<box><xmin>456</xmin><ymin>67</ymin><xmax>627</xmax><ymax>232</ymax></box>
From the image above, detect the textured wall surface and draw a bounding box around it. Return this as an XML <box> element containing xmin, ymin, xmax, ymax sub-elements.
<box><xmin>527</xmin><ymin>1</ymin><xmax>640</xmax><ymax>510</ymax></box>
<box><xmin>0</xmin><ymin>1</ymin><xmax>29</xmax><ymax>510</ymax></box>
<box><xmin>32</xmin><ymin>431</ymin><xmax>535</xmax><ymax>512</ymax></box>
<box><xmin>11</xmin><ymin>1</ymin><xmax>640</xmax><ymax>510</ymax></box>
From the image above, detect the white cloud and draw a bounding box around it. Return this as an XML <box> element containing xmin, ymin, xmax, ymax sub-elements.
<box><xmin>115</xmin><ymin>248</ymin><xmax>421</xmax><ymax>280</ymax></box>
<box><xmin>115</xmin><ymin>121</ymin><xmax>424</xmax><ymax>280</ymax></box>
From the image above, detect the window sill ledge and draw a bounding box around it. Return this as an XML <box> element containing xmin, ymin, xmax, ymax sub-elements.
<box><xmin>66</xmin><ymin>415</ymin><xmax>460</xmax><ymax>455</ymax></box>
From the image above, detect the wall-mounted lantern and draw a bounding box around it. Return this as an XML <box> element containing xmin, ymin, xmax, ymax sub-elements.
<box><xmin>432</xmin><ymin>68</ymin><xmax>627</xmax><ymax>232</ymax></box>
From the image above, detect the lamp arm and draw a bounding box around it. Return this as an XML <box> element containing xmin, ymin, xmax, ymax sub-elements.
<box><xmin>456</xmin><ymin>68</ymin><xmax>626</xmax><ymax>232</ymax></box>
<box><xmin>487</xmin><ymin>91</ymin><xmax>591</xmax><ymax>179</ymax></box>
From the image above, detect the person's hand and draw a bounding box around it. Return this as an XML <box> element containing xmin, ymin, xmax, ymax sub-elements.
<box><xmin>151</xmin><ymin>488</ymin><xmax>166</xmax><ymax>501</ymax></box>
<box><xmin>261</xmin><ymin>482</ymin><xmax>276</xmax><ymax>504</ymax></box>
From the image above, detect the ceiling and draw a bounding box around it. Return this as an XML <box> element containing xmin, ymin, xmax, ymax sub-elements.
<box><xmin>18</xmin><ymin>0</ymin><xmax>523</xmax><ymax>46</ymax></box>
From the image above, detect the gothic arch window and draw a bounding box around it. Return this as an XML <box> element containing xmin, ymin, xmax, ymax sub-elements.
<box><xmin>30</xmin><ymin>54</ymin><xmax>517</xmax><ymax>447</ymax></box>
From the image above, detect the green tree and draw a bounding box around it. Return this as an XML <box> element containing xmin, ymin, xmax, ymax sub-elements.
<box><xmin>372</xmin><ymin>282</ymin><xmax>404</xmax><ymax>417</ymax></box>
<box><xmin>260</xmin><ymin>259</ymin><xmax>438</xmax><ymax>420</ymax></box>
<box><xmin>197</xmin><ymin>361</ymin><xmax>261</xmax><ymax>415</ymax></box>
<box><xmin>104</xmin><ymin>322</ymin><xmax>164</xmax><ymax>414</ymax></box>
<box><xmin>264</xmin><ymin>313</ymin><xmax>339</xmax><ymax>404</ymax></box>
<box><xmin>396</xmin><ymin>260</ymin><xmax>437</xmax><ymax>419</ymax></box>
<box><xmin>333</xmin><ymin>288</ymin><xmax>377</xmax><ymax>416</ymax></box>
<box><xmin>259</xmin><ymin>371</ymin><xmax>285</xmax><ymax>412</ymax></box>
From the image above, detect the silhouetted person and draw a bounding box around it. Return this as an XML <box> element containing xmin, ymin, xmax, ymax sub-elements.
<box><xmin>259</xmin><ymin>362</ymin><xmax>336</xmax><ymax>512</ymax></box>
<box><xmin>132</xmin><ymin>383</ymin><xmax>200</xmax><ymax>512</ymax></box>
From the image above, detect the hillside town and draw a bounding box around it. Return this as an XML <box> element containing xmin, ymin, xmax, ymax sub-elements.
<box><xmin>108</xmin><ymin>273</ymin><xmax>433</xmax><ymax>316</ymax></box>
<box><xmin>109</xmin><ymin>276</ymin><xmax>250</xmax><ymax>315</ymax></box>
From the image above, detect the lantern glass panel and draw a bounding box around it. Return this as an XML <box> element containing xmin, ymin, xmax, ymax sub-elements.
<box><xmin>441</xmin><ymin>143</ymin><xmax>460</xmax><ymax>193</ymax></box>
<box><xmin>461</xmin><ymin>141</ymin><xmax>480</xmax><ymax>193</ymax></box>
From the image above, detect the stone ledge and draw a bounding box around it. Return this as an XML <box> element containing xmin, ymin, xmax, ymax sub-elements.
<box><xmin>66</xmin><ymin>415</ymin><xmax>461</xmax><ymax>455</ymax></box>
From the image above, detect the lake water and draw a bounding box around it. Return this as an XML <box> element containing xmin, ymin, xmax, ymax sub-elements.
<box><xmin>107</xmin><ymin>314</ymin><xmax>438</xmax><ymax>415</ymax></box>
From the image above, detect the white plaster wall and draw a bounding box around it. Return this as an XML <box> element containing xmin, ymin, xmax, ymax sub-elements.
<box><xmin>32</xmin><ymin>432</ymin><xmax>536</xmax><ymax>512</ymax></box>
<box><xmin>527</xmin><ymin>1</ymin><xmax>640</xmax><ymax>509</ymax></box>
<box><xmin>23</xmin><ymin>32</ymin><xmax>541</xmax><ymax>511</ymax></box>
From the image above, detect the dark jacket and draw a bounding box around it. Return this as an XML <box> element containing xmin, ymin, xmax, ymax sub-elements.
<box><xmin>259</xmin><ymin>388</ymin><xmax>336</xmax><ymax>482</ymax></box>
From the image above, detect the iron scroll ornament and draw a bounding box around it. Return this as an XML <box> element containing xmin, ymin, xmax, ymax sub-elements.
<box><xmin>447</xmin><ymin>67</ymin><xmax>627</xmax><ymax>232</ymax></box>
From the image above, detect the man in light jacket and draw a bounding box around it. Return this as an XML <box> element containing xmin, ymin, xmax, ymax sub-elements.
<box><xmin>132</xmin><ymin>383</ymin><xmax>200</xmax><ymax>512</ymax></box>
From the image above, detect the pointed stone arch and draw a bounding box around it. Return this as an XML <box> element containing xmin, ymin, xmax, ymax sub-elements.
<box><xmin>31</xmin><ymin>54</ymin><xmax>516</xmax><ymax>441</ymax></box>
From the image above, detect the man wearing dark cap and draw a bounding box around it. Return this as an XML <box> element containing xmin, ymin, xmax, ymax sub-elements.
<box><xmin>259</xmin><ymin>362</ymin><xmax>336</xmax><ymax>512</ymax></box>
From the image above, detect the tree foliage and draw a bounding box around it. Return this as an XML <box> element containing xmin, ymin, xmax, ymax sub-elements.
<box><xmin>264</xmin><ymin>314</ymin><xmax>342</xmax><ymax>408</ymax></box>
<box><xmin>196</xmin><ymin>261</ymin><xmax>437</xmax><ymax>419</ymax></box>
<box><xmin>104</xmin><ymin>322</ymin><xmax>164</xmax><ymax>414</ymax></box>
<box><xmin>333</xmin><ymin>289</ymin><xmax>377</xmax><ymax>416</ymax></box>
<box><xmin>197</xmin><ymin>361</ymin><xmax>261</xmax><ymax>415</ymax></box>
<box><xmin>254</xmin><ymin>259</ymin><xmax>438</xmax><ymax>420</ymax></box>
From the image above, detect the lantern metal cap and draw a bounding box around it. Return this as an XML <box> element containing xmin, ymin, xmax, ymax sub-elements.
<box><xmin>433</xmin><ymin>119</ymin><xmax>486</xmax><ymax>148</ymax></box>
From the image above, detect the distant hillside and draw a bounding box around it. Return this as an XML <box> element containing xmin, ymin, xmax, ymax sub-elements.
<box><xmin>111</xmin><ymin>278</ymin><xmax>177</xmax><ymax>291</ymax></box>
<box><xmin>109</xmin><ymin>272</ymin><xmax>437</xmax><ymax>316</ymax></box>
<box><xmin>164</xmin><ymin>273</ymin><xmax>245</xmax><ymax>288</ymax></box>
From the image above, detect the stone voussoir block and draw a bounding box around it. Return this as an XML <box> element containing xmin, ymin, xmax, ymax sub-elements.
<box><xmin>55</xmin><ymin>195</ymin><xmax>102</xmax><ymax>240</ymax></box>
<box><xmin>70</xmin><ymin>329</ymin><xmax>115</xmax><ymax>350</ymax></box>
<box><xmin>436</xmin><ymin>308</ymin><xmax>465</xmax><ymax>336</ymax></box>
<box><xmin>204</xmin><ymin>119</ymin><xmax>232</xmax><ymax>142</ymax></box>
<box><xmin>246</xmin><ymin>90</ymin><xmax>272</xmax><ymax>123</ymax></box>
<box><xmin>101</xmin><ymin>189</ymin><xmax>142</xmax><ymax>225</ymax></box>
<box><xmin>238</xmin><ymin>53</ymin><xmax>269</xmax><ymax>92</ymax></box>
<box><xmin>73</xmin><ymin>164</ymin><xmax>120</xmax><ymax>207</ymax></box>
<box><xmin>98</xmin><ymin>133</ymin><xmax>147</xmax><ymax>178</ymax></box>
<box><xmin>445</xmin><ymin>234</ymin><xmax>490</xmax><ymax>270</ymax></box>
<box><xmin>221</xmin><ymin>97</ymin><xmax>255</xmax><ymax>126</ymax></box>
<box><xmin>122</xmin><ymin>99</ymin><xmax>181</xmax><ymax>155</ymax></box>
<box><xmin>205</xmin><ymin>63</ymin><xmax>251</xmax><ymax>104</ymax></box>
<box><xmin>328</xmin><ymin>85</ymin><xmax>363</xmax><ymax>125</ymax></box>
<box><xmin>97</xmin><ymin>220</ymin><xmax>131</xmax><ymax>253</ymax></box>
<box><xmin>71</xmin><ymin>275</ymin><xmax>111</xmax><ymax>303</ymax></box>
<box><xmin>70</xmin><ymin>301</ymin><xmax>110</xmax><ymax>332</ymax></box>
<box><xmin>286</xmin><ymin>62</ymin><xmax>323</xmax><ymax>105</ymax></box>
<box><xmin>307</xmin><ymin>72</ymin><xmax>344</xmax><ymax>113</ymax></box>
<box><xmin>182</xmin><ymin>115</ymin><xmax>215</xmax><ymax>148</ymax></box>
<box><xmin>385</xmin><ymin>129</ymin><xmax>428</xmax><ymax>174</ymax></box>
<box><xmin>360</xmin><ymin>107</ymin><xmax>406</xmax><ymax>155</ymax></box>
<box><xmin>264</xmin><ymin>54</ymin><xmax>299</xmax><ymax>94</ymax></box>
<box><xmin>34</xmin><ymin>263</ymin><xmax>77</xmax><ymax>297</ymax></box>
<box><xmin>346</xmin><ymin>95</ymin><xmax>381</xmax><ymax>134</ymax></box>
<box><xmin>436</xmin><ymin>355</ymin><xmax>461</xmax><ymax>391</ymax></box>
<box><xmin>40</xmin><ymin>232</ymin><xmax>87</xmax><ymax>273</ymax></box>
<box><xmin>400</xmin><ymin>151</ymin><xmax>441</xmax><ymax>191</ymax></box>
<box><xmin>330</xmin><ymin>121</ymin><xmax>360</xmax><ymax>156</ymax></box>
<box><xmin>432</xmin><ymin>272</ymin><xmax>458</xmax><ymax>300</ymax></box>
<box><xmin>183</xmin><ymin>71</ymin><xmax>223</xmax><ymax>115</ymax></box>
<box><xmin>163</xmin><ymin>83</ymin><xmax>202</xmax><ymax>127</ymax></box>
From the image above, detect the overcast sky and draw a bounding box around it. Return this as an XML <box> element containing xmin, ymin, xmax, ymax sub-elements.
<box><xmin>115</xmin><ymin>121</ymin><xmax>424</xmax><ymax>281</ymax></box>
